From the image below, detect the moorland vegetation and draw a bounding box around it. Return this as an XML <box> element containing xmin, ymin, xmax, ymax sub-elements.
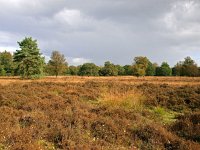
<box><xmin>0</xmin><ymin>79</ymin><xmax>199</xmax><ymax>149</ymax></box>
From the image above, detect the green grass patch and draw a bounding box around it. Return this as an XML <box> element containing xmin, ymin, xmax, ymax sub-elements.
<box><xmin>149</xmin><ymin>106</ymin><xmax>178</xmax><ymax>124</ymax></box>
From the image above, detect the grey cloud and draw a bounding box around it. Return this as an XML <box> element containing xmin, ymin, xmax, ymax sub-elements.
<box><xmin>0</xmin><ymin>0</ymin><xmax>199</xmax><ymax>66</ymax></box>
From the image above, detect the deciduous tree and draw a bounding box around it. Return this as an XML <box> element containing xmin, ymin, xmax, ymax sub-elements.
<box><xmin>123</xmin><ymin>65</ymin><xmax>133</xmax><ymax>76</ymax></box>
<box><xmin>78</xmin><ymin>63</ymin><xmax>99</xmax><ymax>76</ymax></box>
<box><xmin>181</xmin><ymin>57</ymin><xmax>199</xmax><ymax>77</ymax></box>
<box><xmin>132</xmin><ymin>56</ymin><xmax>149</xmax><ymax>76</ymax></box>
<box><xmin>99</xmin><ymin>61</ymin><xmax>118</xmax><ymax>76</ymax></box>
<box><xmin>47</xmin><ymin>51</ymin><xmax>68</xmax><ymax>77</ymax></box>
<box><xmin>116</xmin><ymin>65</ymin><xmax>125</xmax><ymax>75</ymax></box>
<box><xmin>156</xmin><ymin>62</ymin><xmax>172</xmax><ymax>76</ymax></box>
<box><xmin>172</xmin><ymin>62</ymin><xmax>182</xmax><ymax>76</ymax></box>
<box><xmin>146</xmin><ymin>62</ymin><xmax>156</xmax><ymax>76</ymax></box>
<box><xmin>68</xmin><ymin>66</ymin><xmax>79</xmax><ymax>75</ymax></box>
<box><xmin>0</xmin><ymin>51</ymin><xmax>13</xmax><ymax>75</ymax></box>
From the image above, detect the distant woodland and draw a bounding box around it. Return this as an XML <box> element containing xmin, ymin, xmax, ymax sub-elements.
<box><xmin>0</xmin><ymin>37</ymin><xmax>199</xmax><ymax>78</ymax></box>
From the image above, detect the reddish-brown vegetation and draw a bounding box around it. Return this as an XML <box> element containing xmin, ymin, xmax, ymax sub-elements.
<box><xmin>0</xmin><ymin>77</ymin><xmax>199</xmax><ymax>149</ymax></box>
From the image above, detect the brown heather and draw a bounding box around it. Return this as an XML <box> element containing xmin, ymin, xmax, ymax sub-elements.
<box><xmin>0</xmin><ymin>76</ymin><xmax>199</xmax><ymax>150</ymax></box>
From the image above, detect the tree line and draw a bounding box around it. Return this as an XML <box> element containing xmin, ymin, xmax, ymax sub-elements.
<box><xmin>0</xmin><ymin>37</ymin><xmax>200</xmax><ymax>78</ymax></box>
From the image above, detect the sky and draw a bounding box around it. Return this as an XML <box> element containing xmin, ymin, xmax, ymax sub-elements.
<box><xmin>0</xmin><ymin>0</ymin><xmax>200</xmax><ymax>66</ymax></box>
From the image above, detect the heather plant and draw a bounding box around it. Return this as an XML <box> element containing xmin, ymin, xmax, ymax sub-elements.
<box><xmin>0</xmin><ymin>79</ymin><xmax>199</xmax><ymax>149</ymax></box>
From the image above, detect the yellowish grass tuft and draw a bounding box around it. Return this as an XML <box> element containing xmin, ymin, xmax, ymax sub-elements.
<box><xmin>99</xmin><ymin>87</ymin><xmax>145</xmax><ymax>110</ymax></box>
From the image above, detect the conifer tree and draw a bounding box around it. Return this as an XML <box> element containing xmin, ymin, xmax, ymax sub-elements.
<box><xmin>13</xmin><ymin>37</ymin><xmax>44</xmax><ymax>78</ymax></box>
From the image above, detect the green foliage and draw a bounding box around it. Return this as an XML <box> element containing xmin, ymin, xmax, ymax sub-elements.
<box><xmin>134</xmin><ymin>57</ymin><xmax>149</xmax><ymax>68</ymax></box>
<box><xmin>68</xmin><ymin>66</ymin><xmax>79</xmax><ymax>75</ymax></box>
<box><xmin>99</xmin><ymin>61</ymin><xmax>118</xmax><ymax>76</ymax></box>
<box><xmin>181</xmin><ymin>57</ymin><xmax>199</xmax><ymax>77</ymax></box>
<box><xmin>123</xmin><ymin>65</ymin><xmax>133</xmax><ymax>75</ymax></box>
<box><xmin>78</xmin><ymin>63</ymin><xmax>99</xmax><ymax>76</ymax></box>
<box><xmin>0</xmin><ymin>39</ymin><xmax>199</xmax><ymax>78</ymax></box>
<box><xmin>146</xmin><ymin>62</ymin><xmax>156</xmax><ymax>76</ymax></box>
<box><xmin>13</xmin><ymin>37</ymin><xmax>44</xmax><ymax>79</ymax></box>
<box><xmin>0</xmin><ymin>66</ymin><xmax>6</xmax><ymax>76</ymax></box>
<box><xmin>172</xmin><ymin>62</ymin><xmax>182</xmax><ymax>76</ymax></box>
<box><xmin>172</xmin><ymin>57</ymin><xmax>199</xmax><ymax>77</ymax></box>
<box><xmin>47</xmin><ymin>51</ymin><xmax>68</xmax><ymax>77</ymax></box>
<box><xmin>150</xmin><ymin>106</ymin><xmax>177</xmax><ymax>124</ymax></box>
<box><xmin>0</xmin><ymin>51</ymin><xmax>13</xmax><ymax>74</ymax></box>
<box><xmin>133</xmin><ymin>64</ymin><xmax>146</xmax><ymax>77</ymax></box>
<box><xmin>115</xmin><ymin>65</ymin><xmax>125</xmax><ymax>75</ymax></box>
<box><xmin>156</xmin><ymin>62</ymin><xmax>172</xmax><ymax>76</ymax></box>
<box><xmin>132</xmin><ymin>56</ymin><xmax>150</xmax><ymax>76</ymax></box>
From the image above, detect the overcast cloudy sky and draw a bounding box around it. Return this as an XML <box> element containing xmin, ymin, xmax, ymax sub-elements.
<box><xmin>0</xmin><ymin>0</ymin><xmax>200</xmax><ymax>66</ymax></box>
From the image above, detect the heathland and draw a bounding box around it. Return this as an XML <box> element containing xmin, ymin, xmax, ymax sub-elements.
<box><xmin>0</xmin><ymin>76</ymin><xmax>199</xmax><ymax>150</ymax></box>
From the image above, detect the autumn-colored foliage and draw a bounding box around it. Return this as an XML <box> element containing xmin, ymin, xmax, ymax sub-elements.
<box><xmin>0</xmin><ymin>77</ymin><xmax>199</xmax><ymax>149</ymax></box>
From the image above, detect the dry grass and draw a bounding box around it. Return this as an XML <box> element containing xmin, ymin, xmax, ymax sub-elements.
<box><xmin>99</xmin><ymin>86</ymin><xmax>145</xmax><ymax>110</ymax></box>
<box><xmin>0</xmin><ymin>77</ymin><xmax>199</xmax><ymax>149</ymax></box>
<box><xmin>1</xmin><ymin>76</ymin><xmax>200</xmax><ymax>86</ymax></box>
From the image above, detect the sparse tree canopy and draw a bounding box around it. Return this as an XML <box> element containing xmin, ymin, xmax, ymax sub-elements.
<box><xmin>13</xmin><ymin>37</ymin><xmax>44</xmax><ymax>78</ymax></box>
<box><xmin>47</xmin><ymin>51</ymin><xmax>68</xmax><ymax>77</ymax></box>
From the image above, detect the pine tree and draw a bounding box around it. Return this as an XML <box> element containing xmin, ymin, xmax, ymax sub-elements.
<box><xmin>13</xmin><ymin>37</ymin><xmax>44</xmax><ymax>79</ymax></box>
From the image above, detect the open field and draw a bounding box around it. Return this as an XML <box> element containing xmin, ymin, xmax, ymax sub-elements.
<box><xmin>1</xmin><ymin>76</ymin><xmax>200</xmax><ymax>86</ymax></box>
<box><xmin>0</xmin><ymin>76</ymin><xmax>199</xmax><ymax>149</ymax></box>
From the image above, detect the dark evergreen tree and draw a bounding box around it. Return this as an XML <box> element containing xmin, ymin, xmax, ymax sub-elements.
<box><xmin>13</xmin><ymin>37</ymin><xmax>44</xmax><ymax>78</ymax></box>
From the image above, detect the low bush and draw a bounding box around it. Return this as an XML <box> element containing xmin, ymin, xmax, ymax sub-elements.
<box><xmin>0</xmin><ymin>81</ymin><xmax>199</xmax><ymax>149</ymax></box>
